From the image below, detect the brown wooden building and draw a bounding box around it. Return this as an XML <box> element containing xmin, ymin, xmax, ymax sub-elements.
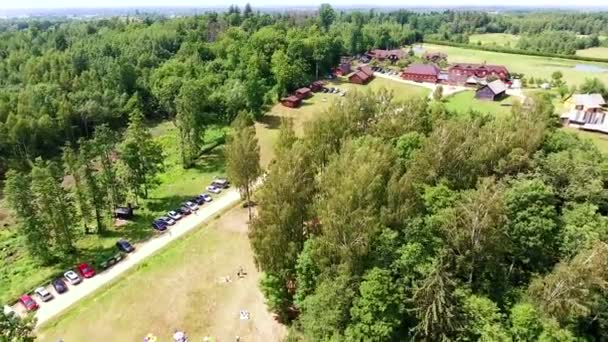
<box><xmin>310</xmin><ymin>81</ymin><xmax>324</xmax><ymax>92</ymax></box>
<box><xmin>475</xmin><ymin>80</ymin><xmax>507</xmax><ymax>101</ymax></box>
<box><xmin>368</xmin><ymin>49</ymin><xmax>406</xmax><ymax>62</ymax></box>
<box><xmin>281</xmin><ymin>95</ymin><xmax>302</xmax><ymax>108</ymax></box>
<box><xmin>349</xmin><ymin>66</ymin><xmax>374</xmax><ymax>85</ymax></box>
<box><xmin>448</xmin><ymin>63</ymin><xmax>509</xmax><ymax>85</ymax></box>
<box><xmin>401</xmin><ymin>63</ymin><xmax>440</xmax><ymax>83</ymax></box>
<box><xmin>295</xmin><ymin>87</ymin><xmax>312</xmax><ymax>99</ymax></box>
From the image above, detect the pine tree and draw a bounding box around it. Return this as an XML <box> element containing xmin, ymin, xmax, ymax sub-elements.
<box><xmin>80</xmin><ymin>140</ymin><xmax>108</xmax><ymax>234</ymax></box>
<box><xmin>63</xmin><ymin>144</ymin><xmax>94</xmax><ymax>233</ymax></box>
<box><xmin>93</xmin><ymin>124</ymin><xmax>124</xmax><ymax>215</ymax></box>
<box><xmin>119</xmin><ymin>109</ymin><xmax>164</xmax><ymax>201</ymax></box>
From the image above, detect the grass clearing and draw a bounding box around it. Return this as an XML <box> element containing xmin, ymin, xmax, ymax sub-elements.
<box><xmin>255</xmin><ymin>77</ymin><xmax>429</xmax><ymax>165</ymax></box>
<box><xmin>576</xmin><ymin>47</ymin><xmax>608</xmax><ymax>59</ymax></box>
<box><xmin>418</xmin><ymin>43</ymin><xmax>608</xmax><ymax>86</ymax></box>
<box><xmin>563</xmin><ymin>127</ymin><xmax>608</xmax><ymax>154</ymax></box>
<box><xmin>0</xmin><ymin>121</ymin><xmax>226</xmax><ymax>305</ymax></box>
<box><xmin>444</xmin><ymin>91</ymin><xmax>516</xmax><ymax>117</ymax></box>
<box><xmin>469</xmin><ymin>33</ymin><xmax>520</xmax><ymax>48</ymax></box>
<box><xmin>38</xmin><ymin>206</ymin><xmax>285</xmax><ymax>342</ymax></box>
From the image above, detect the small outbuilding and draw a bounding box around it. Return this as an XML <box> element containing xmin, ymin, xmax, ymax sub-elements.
<box><xmin>281</xmin><ymin>96</ymin><xmax>302</xmax><ymax>108</ymax></box>
<box><xmin>114</xmin><ymin>205</ymin><xmax>134</xmax><ymax>220</ymax></box>
<box><xmin>348</xmin><ymin>66</ymin><xmax>374</xmax><ymax>85</ymax></box>
<box><xmin>310</xmin><ymin>81</ymin><xmax>324</xmax><ymax>92</ymax></box>
<box><xmin>475</xmin><ymin>80</ymin><xmax>507</xmax><ymax>101</ymax></box>
<box><xmin>295</xmin><ymin>87</ymin><xmax>312</xmax><ymax>99</ymax></box>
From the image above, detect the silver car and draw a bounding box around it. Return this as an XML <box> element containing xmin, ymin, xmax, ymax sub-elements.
<box><xmin>64</xmin><ymin>270</ymin><xmax>82</xmax><ymax>285</ymax></box>
<box><xmin>35</xmin><ymin>287</ymin><xmax>54</xmax><ymax>302</ymax></box>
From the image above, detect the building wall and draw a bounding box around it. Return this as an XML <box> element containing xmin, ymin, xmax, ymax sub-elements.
<box><xmin>475</xmin><ymin>87</ymin><xmax>504</xmax><ymax>101</ymax></box>
<box><xmin>402</xmin><ymin>73</ymin><xmax>437</xmax><ymax>83</ymax></box>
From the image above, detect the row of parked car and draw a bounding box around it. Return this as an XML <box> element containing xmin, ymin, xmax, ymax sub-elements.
<box><xmin>151</xmin><ymin>178</ymin><xmax>230</xmax><ymax>232</ymax></box>
<box><xmin>10</xmin><ymin>237</ymin><xmax>138</xmax><ymax>313</ymax></box>
<box><xmin>371</xmin><ymin>66</ymin><xmax>399</xmax><ymax>76</ymax></box>
<box><xmin>320</xmin><ymin>87</ymin><xmax>347</xmax><ymax>97</ymax></box>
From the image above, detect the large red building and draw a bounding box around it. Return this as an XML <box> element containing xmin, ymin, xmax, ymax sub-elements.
<box><xmin>401</xmin><ymin>63</ymin><xmax>440</xmax><ymax>83</ymax></box>
<box><xmin>447</xmin><ymin>63</ymin><xmax>509</xmax><ymax>85</ymax></box>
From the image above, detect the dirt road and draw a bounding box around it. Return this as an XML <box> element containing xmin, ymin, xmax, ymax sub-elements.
<box><xmin>34</xmin><ymin>188</ymin><xmax>242</xmax><ymax>326</ymax></box>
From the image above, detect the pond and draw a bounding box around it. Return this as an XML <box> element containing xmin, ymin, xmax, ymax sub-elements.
<box><xmin>574</xmin><ymin>64</ymin><xmax>608</xmax><ymax>73</ymax></box>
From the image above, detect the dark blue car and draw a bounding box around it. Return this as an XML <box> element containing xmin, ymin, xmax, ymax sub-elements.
<box><xmin>152</xmin><ymin>220</ymin><xmax>168</xmax><ymax>232</ymax></box>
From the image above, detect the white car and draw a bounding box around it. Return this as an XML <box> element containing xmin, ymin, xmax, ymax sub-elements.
<box><xmin>207</xmin><ymin>185</ymin><xmax>221</xmax><ymax>194</ymax></box>
<box><xmin>160</xmin><ymin>216</ymin><xmax>176</xmax><ymax>225</ymax></box>
<box><xmin>184</xmin><ymin>201</ymin><xmax>199</xmax><ymax>211</ymax></box>
<box><xmin>168</xmin><ymin>211</ymin><xmax>183</xmax><ymax>221</ymax></box>
<box><xmin>212</xmin><ymin>178</ymin><xmax>230</xmax><ymax>189</ymax></box>
<box><xmin>64</xmin><ymin>270</ymin><xmax>82</xmax><ymax>285</ymax></box>
<box><xmin>201</xmin><ymin>193</ymin><xmax>213</xmax><ymax>202</ymax></box>
<box><xmin>35</xmin><ymin>287</ymin><xmax>54</xmax><ymax>302</ymax></box>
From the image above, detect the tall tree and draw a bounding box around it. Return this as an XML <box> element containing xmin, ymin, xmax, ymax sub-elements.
<box><xmin>4</xmin><ymin>169</ymin><xmax>52</xmax><ymax>263</ymax></box>
<box><xmin>119</xmin><ymin>109</ymin><xmax>164</xmax><ymax>201</ymax></box>
<box><xmin>63</xmin><ymin>144</ymin><xmax>93</xmax><ymax>233</ymax></box>
<box><xmin>225</xmin><ymin>112</ymin><xmax>261</xmax><ymax>220</ymax></box>
<box><xmin>93</xmin><ymin>124</ymin><xmax>124</xmax><ymax>215</ymax></box>
<box><xmin>0</xmin><ymin>310</ymin><xmax>36</xmax><ymax>342</ymax></box>
<box><xmin>30</xmin><ymin>158</ymin><xmax>76</xmax><ymax>255</ymax></box>
<box><xmin>318</xmin><ymin>4</ymin><xmax>336</xmax><ymax>31</ymax></box>
<box><xmin>79</xmin><ymin>139</ymin><xmax>107</xmax><ymax>234</ymax></box>
<box><xmin>175</xmin><ymin>80</ymin><xmax>208</xmax><ymax>168</ymax></box>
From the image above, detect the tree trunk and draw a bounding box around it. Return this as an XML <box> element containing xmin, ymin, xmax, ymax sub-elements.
<box><xmin>246</xmin><ymin>183</ymin><xmax>252</xmax><ymax>222</ymax></box>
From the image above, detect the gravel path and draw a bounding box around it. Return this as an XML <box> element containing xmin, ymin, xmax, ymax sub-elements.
<box><xmin>34</xmin><ymin>189</ymin><xmax>241</xmax><ymax>327</ymax></box>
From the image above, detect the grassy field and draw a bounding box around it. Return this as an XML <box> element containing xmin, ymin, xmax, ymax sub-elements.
<box><xmin>469</xmin><ymin>33</ymin><xmax>520</xmax><ymax>47</ymax></box>
<box><xmin>563</xmin><ymin>127</ymin><xmax>608</xmax><ymax>154</ymax></box>
<box><xmin>38</xmin><ymin>206</ymin><xmax>285</xmax><ymax>342</ymax></box>
<box><xmin>576</xmin><ymin>47</ymin><xmax>608</xmax><ymax>59</ymax></box>
<box><xmin>444</xmin><ymin>91</ymin><xmax>517</xmax><ymax>117</ymax></box>
<box><xmin>0</xmin><ymin>122</ymin><xmax>227</xmax><ymax>305</ymax></box>
<box><xmin>255</xmin><ymin>77</ymin><xmax>430</xmax><ymax>165</ymax></box>
<box><xmin>418</xmin><ymin>43</ymin><xmax>608</xmax><ymax>86</ymax></box>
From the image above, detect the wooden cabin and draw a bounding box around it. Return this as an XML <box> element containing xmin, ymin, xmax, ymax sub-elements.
<box><xmin>281</xmin><ymin>96</ymin><xmax>302</xmax><ymax>108</ymax></box>
<box><xmin>401</xmin><ymin>63</ymin><xmax>440</xmax><ymax>83</ymax></box>
<box><xmin>475</xmin><ymin>80</ymin><xmax>507</xmax><ymax>101</ymax></box>
<box><xmin>295</xmin><ymin>87</ymin><xmax>312</xmax><ymax>99</ymax></box>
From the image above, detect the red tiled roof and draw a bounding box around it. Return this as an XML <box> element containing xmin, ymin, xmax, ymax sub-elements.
<box><xmin>449</xmin><ymin>63</ymin><xmax>509</xmax><ymax>74</ymax></box>
<box><xmin>282</xmin><ymin>96</ymin><xmax>300</xmax><ymax>102</ymax></box>
<box><xmin>359</xmin><ymin>65</ymin><xmax>374</xmax><ymax>76</ymax></box>
<box><xmin>370</xmin><ymin>49</ymin><xmax>406</xmax><ymax>59</ymax></box>
<box><xmin>296</xmin><ymin>87</ymin><xmax>311</xmax><ymax>94</ymax></box>
<box><xmin>403</xmin><ymin>63</ymin><xmax>440</xmax><ymax>76</ymax></box>
<box><xmin>350</xmin><ymin>70</ymin><xmax>372</xmax><ymax>81</ymax></box>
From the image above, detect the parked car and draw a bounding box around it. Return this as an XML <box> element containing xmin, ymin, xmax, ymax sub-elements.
<box><xmin>212</xmin><ymin>178</ymin><xmax>230</xmax><ymax>189</ymax></box>
<box><xmin>207</xmin><ymin>185</ymin><xmax>221</xmax><ymax>194</ymax></box>
<box><xmin>193</xmin><ymin>196</ymin><xmax>206</xmax><ymax>205</ymax></box>
<box><xmin>52</xmin><ymin>278</ymin><xmax>68</xmax><ymax>294</ymax></box>
<box><xmin>116</xmin><ymin>239</ymin><xmax>134</xmax><ymax>253</ymax></box>
<box><xmin>34</xmin><ymin>287</ymin><xmax>54</xmax><ymax>302</ymax></box>
<box><xmin>160</xmin><ymin>216</ymin><xmax>176</xmax><ymax>225</ymax></box>
<box><xmin>184</xmin><ymin>201</ymin><xmax>199</xmax><ymax>211</ymax></box>
<box><xmin>77</xmin><ymin>263</ymin><xmax>95</xmax><ymax>278</ymax></box>
<box><xmin>167</xmin><ymin>210</ymin><xmax>183</xmax><ymax>221</ymax></box>
<box><xmin>332</xmin><ymin>88</ymin><xmax>340</xmax><ymax>94</ymax></box>
<box><xmin>179</xmin><ymin>206</ymin><xmax>192</xmax><ymax>215</ymax></box>
<box><xmin>19</xmin><ymin>295</ymin><xmax>38</xmax><ymax>311</ymax></box>
<box><xmin>152</xmin><ymin>220</ymin><xmax>168</xmax><ymax>232</ymax></box>
<box><xmin>321</xmin><ymin>87</ymin><xmax>328</xmax><ymax>93</ymax></box>
<box><xmin>64</xmin><ymin>270</ymin><xmax>82</xmax><ymax>285</ymax></box>
<box><xmin>199</xmin><ymin>193</ymin><xmax>213</xmax><ymax>202</ymax></box>
<box><xmin>100</xmin><ymin>253</ymin><xmax>124</xmax><ymax>270</ymax></box>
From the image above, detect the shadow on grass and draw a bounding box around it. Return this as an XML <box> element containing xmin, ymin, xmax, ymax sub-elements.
<box><xmin>257</xmin><ymin>114</ymin><xmax>282</xmax><ymax>130</ymax></box>
<box><xmin>193</xmin><ymin>148</ymin><xmax>226</xmax><ymax>174</ymax></box>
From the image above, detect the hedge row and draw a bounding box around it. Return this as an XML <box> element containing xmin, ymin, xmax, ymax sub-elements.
<box><xmin>422</xmin><ymin>39</ymin><xmax>608</xmax><ymax>64</ymax></box>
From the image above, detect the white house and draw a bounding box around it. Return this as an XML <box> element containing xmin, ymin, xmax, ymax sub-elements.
<box><xmin>560</xmin><ymin>94</ymin><xmax>607</xmax><ymax>133</ymax></box>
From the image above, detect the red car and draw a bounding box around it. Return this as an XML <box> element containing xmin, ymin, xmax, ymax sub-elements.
<box><xmin>77</xmin><ymin>263</ymin><xmax>95</xmax><ymax>278</ymax></box>
<box><xmin>19</xmin><ymin>294</ymin><xmax>39</xmax><ymax>311</ymax></box>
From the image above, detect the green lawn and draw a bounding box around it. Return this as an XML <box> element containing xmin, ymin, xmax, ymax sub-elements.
<box><xmin>563</xmin><ymin>127</ymin><xmax>608</xmax><ymax>154</ymax></box>
<box><xmin>444</xmin><ymin>90</ymin><xmax>516</xmax><ymax>117</ymax></box>
<box><xmin>469</xmin><ymin>33</ymin><xmax>520</xmax><ymax>48</ymax></box>
<box><xmin>576</xmin><ymin>47</ymin><xmax>608</xmax><ymax>59</ymax></box>
<box><xmin>0</xmin><ymin>122</ymin><xmax>226</xmax><ymax>305</ymax></box>
<box><xmin>418</xmin><ymin>44</ymin><xmax>608</xmax><ymax>86</ymax></box>
<box><xmin>255</xmin><ymin>77</ymin><xmax>430</xmax><ymax>165</ymax></box>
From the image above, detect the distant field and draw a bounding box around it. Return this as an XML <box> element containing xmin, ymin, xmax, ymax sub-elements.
<box><xmin>576</xmin><ymin>47</ymin><xmax>608</xmax><ymax>59</ymax></box>
<box><xmin>444</xmin><ymin>91</ymin><xmax>516</xmax><ymax>117</ymax></box>
<box><xmin>419</xmin><ymin>43</ymin><xmax>608</xmax><ymax>86</ymax></box>
<box><xmin>469</xmin><ymin>33</ymin><xmax>520</xmax><ymax>47</ymax></box>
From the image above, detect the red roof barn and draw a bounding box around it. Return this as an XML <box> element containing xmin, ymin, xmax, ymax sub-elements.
<box><xmin>349</xmin><ymin>66</ymin><xmax>374</xmax><ymax>85</ymax></box>
<box><xmin>295</xmin><ymin>87</ymin><xmax>312</xmax><ymax>99</ymax></box>
<box><xmin>281</xmin><ymin>96</ymin><xmax>302</xmax><ymax>108</ymax></box>
<box><xmin>448</xmin><ymin>63</ymin><xmax>509</xmax><ymax>85</ymax></box>
<box><xmin>369</xmin><ymin>49</ymin><xmax>406</xmax><ymax>62</ymax></box>
<box><xmin>310</xmin><ymin>81</ymin><xmax>324</xmax><ymax>92</ymax></box>
<box><xmin>401</xmin><ymin>64</ymin><xmax>440</xmax><ymax>83</ymax></box>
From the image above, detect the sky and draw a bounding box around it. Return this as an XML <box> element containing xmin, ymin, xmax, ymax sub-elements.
<box><xmin>1</xmin><ymin>0</ymin><xmax>607</xmax><ymax>9</ymax></box>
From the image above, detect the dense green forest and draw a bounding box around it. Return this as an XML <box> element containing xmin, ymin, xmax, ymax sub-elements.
<box><xmin>2</xmin><ymin>7</ymin><xmax>608</xmax><ymax>176</ymax></box>
<box><xmin>251</xmin><ymin>89</ymin><xmax>608</xmax><ymax>341</ymax></box>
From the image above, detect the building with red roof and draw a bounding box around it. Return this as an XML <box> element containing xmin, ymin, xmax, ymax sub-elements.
<box><xmin>348</xmin><ymin>66</ymin><xmax>374</xmax><ymax>85</ymax></box>
<box><xmin>368</xmin><ymin>49</ymin><xmax>406</xmax><ymax>62</ymax></box>
<box><xmin>401</xmin><ymin>63</ymin><xmax>440</xmax><ymax>83</ymax></box>
<box><xmin>295</xmin><ymin>87</ymin><xmax>312</xmax><ymax>99</ymax></box>
<box><xmin>447</xmin><ymin>63</ymin><xmax>509</xmax><ymax>85</ymax></box>
<box><xmin>281</xmin><ymin>96</ymin><xmax>302</xmax><ymax>108</ymax></box>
